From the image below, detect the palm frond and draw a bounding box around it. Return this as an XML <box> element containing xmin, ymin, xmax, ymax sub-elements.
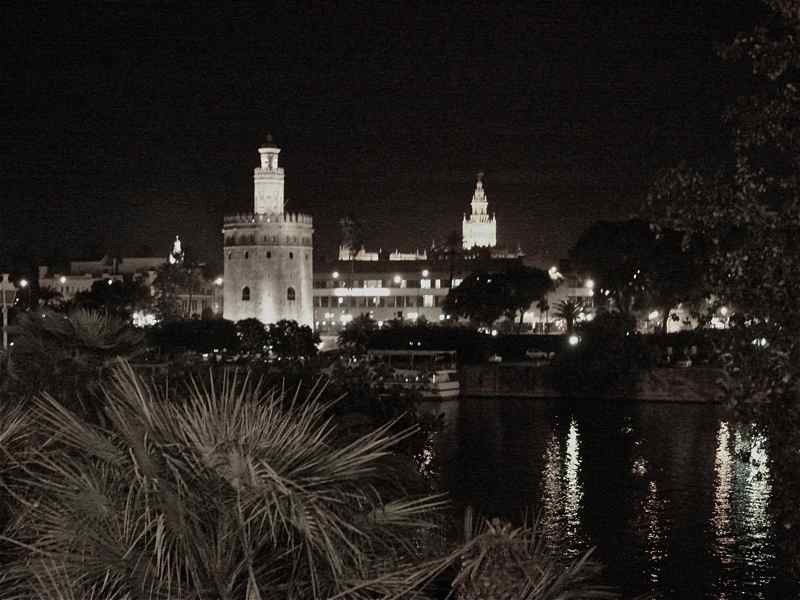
<box><xmin>1</xmin><ymin>360</ymin><xmax>450</xmax><ymax>600</ymax></box>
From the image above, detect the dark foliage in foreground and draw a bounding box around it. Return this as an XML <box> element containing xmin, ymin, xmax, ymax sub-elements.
<box><xmin>0</xmin><ymin>362</ymin><xmax>450</xmax><ymax>599</ymax></box>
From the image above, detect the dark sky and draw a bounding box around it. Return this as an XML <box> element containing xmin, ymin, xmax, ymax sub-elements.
<box><xmin>0</xmin><ymin>2</ymin><xmax>761</xmax><ymax>273</ymax></box>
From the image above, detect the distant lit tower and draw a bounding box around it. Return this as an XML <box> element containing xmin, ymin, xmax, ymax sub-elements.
<box><xmin>168</xmin><ymin>235</ymin><xmax>185</xmax><ymax>265</ymax></box>
<box><xmin>462</xmin><ymin>172</ymin><xmax>497</xmax><ymax>249</ymax></box>
<box><xmin>223</xmin><ymin>136</ymin><xmax>314</xmax><ymax>326</ymax></box>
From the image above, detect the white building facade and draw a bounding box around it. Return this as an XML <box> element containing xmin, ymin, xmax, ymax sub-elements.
<box><xmin>223</xmin><ymin>138</ymin><xmax>314</xmax><ymax>326</ymax></box>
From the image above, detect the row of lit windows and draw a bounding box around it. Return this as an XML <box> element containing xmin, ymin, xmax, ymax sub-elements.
<box><xmin>313</xmin><ymin>295</ymin><xmax>441</xmax><ymax>308</ymax></box>
<box><xmin>313</xmin><ymin>278</ymin><xmax>455</xmax><ymax>289</ymax></box>
<box><xmin>241</xmin><ymin>287</ymin><xmax>296</xmax><ymax>302</ymax></box>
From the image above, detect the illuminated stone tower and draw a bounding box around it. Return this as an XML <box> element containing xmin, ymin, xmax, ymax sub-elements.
<box><xmin>462</xmin><ymin>172</ymin><xmax>497</xmax><ymax>249</ymax></box>
<box><xmin>223</xmin><ymin>137</ymin><xmax>314</xmax><ymax>326</ymax></box>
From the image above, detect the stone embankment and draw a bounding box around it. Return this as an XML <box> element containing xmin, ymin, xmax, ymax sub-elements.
<box><xmin>461</xmin><ymin>363</ymin><xmax>726</xmax><ymax>402</ymax></box>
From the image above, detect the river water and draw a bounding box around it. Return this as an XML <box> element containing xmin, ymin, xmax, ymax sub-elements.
<box><xmin>423</xmin><ymin>397</ymin><xmax>798</xmax><ymax>599</ymax></box>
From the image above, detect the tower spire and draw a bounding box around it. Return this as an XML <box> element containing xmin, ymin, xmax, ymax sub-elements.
<box><xmin>462</xmin><ymin>171</ymin><xmax>496</xmax><ymax>249</ymax></box>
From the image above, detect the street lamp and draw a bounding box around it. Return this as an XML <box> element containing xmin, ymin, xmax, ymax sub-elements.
<box><xmin>214</xmin><ymin>276</ymin><xmax>223</xmax><ymax>286</ymax></box>
<box><xmin>17</xmin><ymin>278</ymin><xmax>31</xmax><ymax>310</ymax></box>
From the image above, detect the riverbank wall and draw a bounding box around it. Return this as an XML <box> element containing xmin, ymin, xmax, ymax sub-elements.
<box><xmin>461</xmin><ymin>364</ymin><xmax>726</xmax><ymax>402</ymax></box>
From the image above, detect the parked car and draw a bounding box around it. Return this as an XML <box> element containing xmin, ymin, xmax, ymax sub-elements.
<box><xmin>525</xmin><ymin>349</ymin><xmax>549</xmax><ymax>360</ymax></box>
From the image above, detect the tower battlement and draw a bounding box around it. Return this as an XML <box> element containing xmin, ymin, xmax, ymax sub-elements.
<box><xmin>224</xmin><ymin>212</ymin><xmax>313</xmax><ymax>225</ymax></box>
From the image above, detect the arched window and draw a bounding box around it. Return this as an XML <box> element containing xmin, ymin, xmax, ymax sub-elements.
<box><xmin>267</xmin><ymin>251</ymin><xmax>271</xmax><ymax>259</ymax></box>
<box><xmin>287</xmin><ymin>287</ymin><xmax>296</xmax><ymax>302</ymax></box>
<box><xmin>244</xmin><ymin>251</ymin><xmax>249</xmax><ymax>259</ymax></box>
<box><xmin>242</xmin><ymin>286</ymin><xmax>250</xmax><ymax>302</ymax></box>
<box><xmin>289</xmin><ymin>252</ymin><xmax>294</xmax><ymax>259</ymax></box>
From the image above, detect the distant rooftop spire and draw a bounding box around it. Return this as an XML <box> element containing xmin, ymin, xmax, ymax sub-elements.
<box><xmin>262</xmin><ymin>133</ymin><xmax>278</xmax><ymax>148</ymax></box>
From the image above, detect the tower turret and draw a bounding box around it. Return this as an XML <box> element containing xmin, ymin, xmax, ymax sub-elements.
<box><xmin>254</xmin><ymin>134</ymin><xmax>285</xmax><ymax>214</ymax></box>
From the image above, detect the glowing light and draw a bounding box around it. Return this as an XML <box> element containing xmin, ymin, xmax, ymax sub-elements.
<box><xmin>58</xmin><ymin>276</ymin><xmax>67</xmax><ymax>284</ymax></box>
<box><xmin>585</xmin><ymin>278</ymin><xmax>595</xmax><ymax>289</ymax></box>
<box><xmin>18</xmin><ymin>279</ymin><xmax>28</xmax><ymax>288</ymax></box>
<box><xmin>337</xmin><ymin>297</ymin><xmax>343</xmax><ymax>305</ymax></box>
<box><xmin>132</xmin><ymin>310</ymin><xmax>157</xmax><ymax>327</ymax></box>
<box><xmin>720</xmin><ymin>306</ymin><xmax>728</xmax><ymax>316</ymax></box>
<box><xmin>377</xmin><ymin>320</ymin><xmax>384</xmax><ymax>327</ymax></box>
<box><xmin>333</xmin><ymin>287</ymin><xmax>389</xmax><ymax>297</ymax></box>
<box><xmin>548</xmin><ymin>266</ymin><xmax>563</xmax><ymax>280</ymax></box>
<box><xmin>421</xmin><ymin>269</ymin><xmax>429</xmax><ymax>277</ymax></box>
<box><xmin>107</xmin><ymin>279</ymin><xmax>113</xmax><ymax>285</ymax></box>
<box><xmin>439</xmin><ymin>314</ymin><xmax>445</xmax><ymax>321</ymax></box>
<box><xmin>393</xmin><ymin>274</ymin><xmax>402</xmax><ymax>284</ymax></box>
<box><xmin>752</xmin><ymin>337</ymin><xmax>768</xmax><ymax>348</ymax></box>
<box><xmin>214</xmin><ymin>276</ymin><xmax>224</xmax><ymax>285</ymax></box>
<box><xmin>491</xmin><ymin>329</ymin><xmax>498</xmax><ymax>336</ymax></box>
<box><xmin>332</xmin><ymin>271</ymin><xmax>339</xmax><ymax>279</ymax></box>
<box><xmin>568</xmin><ymin>334</ymin><xmax>580</xmax><ymax>346</ymax></box>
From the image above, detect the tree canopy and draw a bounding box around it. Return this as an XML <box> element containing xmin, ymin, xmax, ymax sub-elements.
<box><xmin>444</xmin><ymin>265</ymin><xmax>552</xmax><ymax>330</ymax></box>
<box><xmin>235</xmin><ymin>318</ymin><xmax>269</xmax><ymax>355</ymax></box>
<box><xmin>72</xmin><ymin>278</ymin><xmax>152</xmax><ymax>319</ymax></box>
<box><xmin>569</xmin><ymin>219</ymin><xmax>705</xmax><ymax>328</ymax></box>
<box><xmin>337</xmin><ymin>313</ymin><xmax>378</xmax><ymax>357</ymax></box>
<box><xmin>266</xmin><ymin>319</ymin><xmax>320</xmax><ymax>361</ymax></box>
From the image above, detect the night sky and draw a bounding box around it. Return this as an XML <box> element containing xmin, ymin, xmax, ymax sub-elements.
<box><xmin>0</xmin><ymin>2</ymin><xmax>761</xmax><ymax>274</ymax></box>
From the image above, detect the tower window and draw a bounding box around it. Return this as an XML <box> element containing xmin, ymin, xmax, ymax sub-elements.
<box><xmin>245</xmin><ymin>251</ymin><xmax>249</xmax><ymax>259</ymax></box>
<box><xmin>289</xmin><ymin>252</ymin><xmax>294</xmax><ymax>259</ymax></box>
<box><xmin>267</xmin><ymin>251</ymin><xmax>271</xmax><ymax>259</ymax></box>
<box><xmin>227</xmin><ymin>252</ymin><xmax>232</xmax><ymax>260</ymax></box>
<box><xmin>242</xmin><ymin>287</ymin><xmax>250</xmax><ymax>302</ymax></box>
<box><xmin>287</xmin><ymin>287</ymin><xmax>296</xmax><ymax>302</ymax></box>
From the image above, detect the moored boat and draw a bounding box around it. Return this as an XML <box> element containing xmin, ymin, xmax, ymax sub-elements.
<box><xmin>366</xmin><ymin>349</ymin><xmax>460</xmax><ymax>399</ymax></box>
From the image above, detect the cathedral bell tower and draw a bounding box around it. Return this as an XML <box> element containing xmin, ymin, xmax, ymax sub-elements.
<box><xmin>462</xmin><ymin>172</ymin><xmax>497</xmax><ymax>249</ymax></box>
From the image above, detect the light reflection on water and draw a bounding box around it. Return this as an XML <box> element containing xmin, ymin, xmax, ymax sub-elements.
<box><xmin>541</xmin><ymin>419</ymin><xmax>584</xmax><ymax>556</ymax></box>
<box><xmin>428</xmin><ymin>399</ymin><xmax>794</xmax><ymax>600</ymax></box>
<box><xmin>712</xmin><ymin>422</ymin><xmax>775</xmax><ymax>598</ymax></box>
